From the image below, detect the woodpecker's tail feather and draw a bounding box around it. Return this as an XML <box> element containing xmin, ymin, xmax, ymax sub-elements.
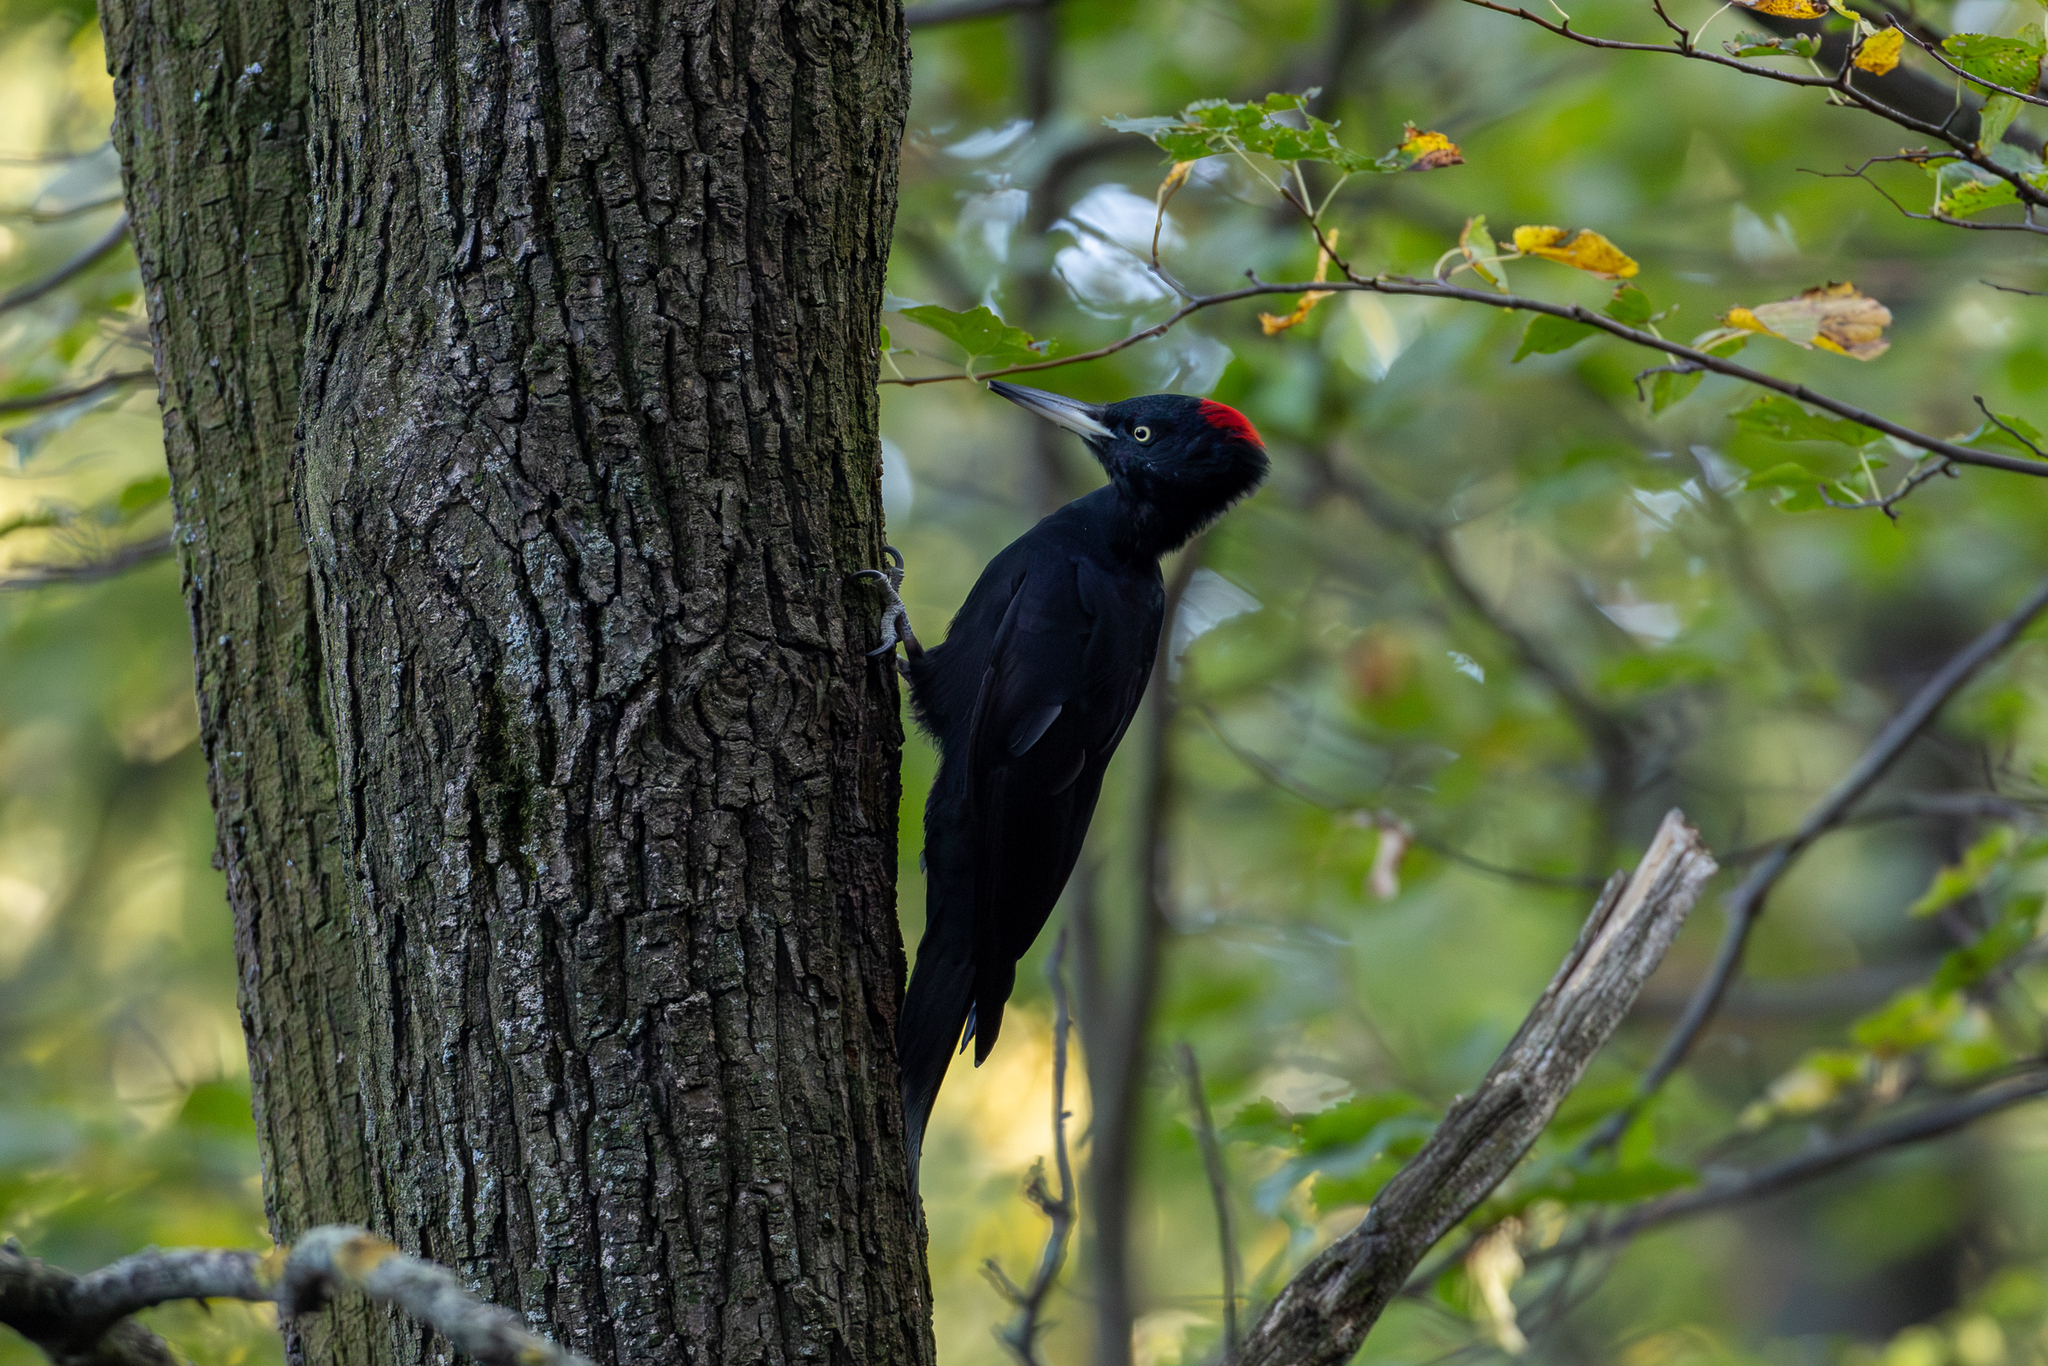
<box><xmin>897</xmin><ymin>952</ymin><xmax>976</xmax><ymax>1191</ymax></box>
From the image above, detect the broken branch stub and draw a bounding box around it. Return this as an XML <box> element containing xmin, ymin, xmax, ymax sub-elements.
<box><xmin>1238</xmin><ymin>809</ymin><xmax>1718</xmax><ymax>1366</ymax></box>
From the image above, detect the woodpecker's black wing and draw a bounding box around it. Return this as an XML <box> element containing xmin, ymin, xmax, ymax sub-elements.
<box><xmin>959</xmin><ymin>551</ymin><xmax>1162</xmax><ymax>1056</ymax></box>
<box><xmin>896</xmin><ymin>527</ymin><xmax>1162</xmax><ymax>1180</ymax></box>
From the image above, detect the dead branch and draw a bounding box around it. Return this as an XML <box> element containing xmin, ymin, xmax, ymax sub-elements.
<box><xmin>1234</xmin><ymin>810</ymin><xmax>1718</xmax><ymax>1366</ymax></box>
<box><xmin>0</xmin><ymin>1226</ymin><xmax>591</xmax><ymax>1366</ymax></box>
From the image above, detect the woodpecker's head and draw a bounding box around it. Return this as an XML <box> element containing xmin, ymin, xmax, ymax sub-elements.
<box><xmin>987</xmin><ymin>382</ymin><xmax>1269</xmax><ymax>539</ymax></box>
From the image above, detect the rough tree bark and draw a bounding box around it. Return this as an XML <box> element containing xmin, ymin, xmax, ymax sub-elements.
<box><xmin>101</xmin><ymin>0</ymin><xmax>925</xmax><ymax>1362</ymax></box>
<box><xmin>100</xmin><ymin>5</ymin><xmax>392</xmax><ymax>1364</ymax></box>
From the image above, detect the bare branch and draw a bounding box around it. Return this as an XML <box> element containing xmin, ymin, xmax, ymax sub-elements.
<box><xmin>1235</xmin><ymin>811</ymin><xmax>1719</xmax><ymax>1366</ymax></box>
<box><xmin>1196</xmin><ymin>705</ymin><xmax>1609</xmax><ymax>891</ymax></box>
<box><xmin>0</xmin><ymin>534</ymin><xmax>173</xmax><ymax>590</ymax></box>
<box><xmin>1454</xmin><ymin>0</ymin><xmax>2048</xmax><ymax>211</ymax></box>
<box><xmin>0</xmin><ymin>145</ymin><xmax>111</xmax><ymax>166</ymax></box>
<box><xmin>905</xmin><ymin>0</ymin><xmax>1046</xmax><ymax>26</ymax></box>
<box><xmin>1177</xmin><ymin>1043</ymin><xmax>1242</xmax><ymax>1362</ymax></box>
<box><xmin>1547</xmin><ymin>1070</ymin><xmax>2048</xmax><ymax>1260</ymax></box>
<box><xmin>1319</xmin><ymin>459</ymin><xmax>1635</xmax><ymax>865</ymax></box>
<box><xmin>884</xmin><ymin>273</ymin><xmax>2048</xmax><ymax>481</ymax></box>
<box><xmin>1898</xmin><ymin>25</ymin><xmax>2048</xmax><ymax>108</ymax></box>
<box><xmin>0</xmin><ymin>217</ymin><xmax>131</xmax><ymax>318</ymax></box>
<box><xmin>0</xmin><ymin>1226</ymin><xmax>591</xmax><ymax>1366</ymax></box>
<box><xmin>1594</xmin><ymin>574</ymin><xmax>2048</xmax><ymax>1150</ymax></box>
<box><xmin>0</xmin><ymin>369</ymin><xmax>154</xmax><ymax>418</ymax></box>
<box><xmin>983</xmin><ymin>929</ymin><xmax>1078</xmax><ymax>1366</ymax></box>
<box><xmin>0</xmin><ymin>196</ymin><xmax>125</xmax><ymax>224</ymax></box>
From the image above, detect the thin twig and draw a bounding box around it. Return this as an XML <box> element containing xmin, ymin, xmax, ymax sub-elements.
<box><xmin>0</xmin><ymin>216</ymin><xmax>131</xmax><ymax>318</ymax></box>
<box><xmin>1544</xmin><ymin>1069</ymin><xmax>2048</xmax><ymax>1261</ymax></box>
<box><xmin>1196</xmin><ymin>704</ymin><xmax>1608</xmax><ymax>891</ymax></box>
<box><xmin>1455</xmin><ymin>0</ymin><xmax>2048</xmax><ymax>210</ymax></box>
<box><xmin>986</xmin><ymin>930</ymin><xmax>1078</xmax><ymax>1366</ymax></box>
<box><xmin>0</xmin><ymin>196</ymin><xmax>125</xmax><ymax>224</ymax></box>
<box><xmin>905</xmin><ymin>0</ymin><xmax>1047</xmax><ymax>25</ymax></box>
<box><xmin>0</xmin><ymin>533</ymin><xmax>173</xmax><ymax>590</ymax></box>
<box><xmin>1898</xmin><ymin>24</ymin><xmax>2048</xmax><ymax>109</ymax></box>
<box><xmin>1235</xmin><ymin>811</ymin><xmax>1719</xmax><ymax>1366</ymax></box>
<box><xmin>1320</xmin><ymin>457</ymin><xmax>1635</xmax><ymax>865</ymax></box>
<box><xmin>0</xmin><ymin>369</ymin><xmax>153</xmax><ymax>418</ymax></box>
<box><xmin>1176</xmin><ymin>1043</ymin><xmax>1242</xmax><ymax>1362</ymax></box>
<box><xmin>1586</xmin><ymin>574</ymin><xmax>2048</xmax><ymax>1153</ymax></box>
<box><xmin>1973</xmin><ymin>395</ymin><xmax>2048</xmax><ymax>459</ymax></box>
<box><xmin>0</xmin><ymin>1226</ymin><xmax>592</xmax><ymax>1366</ymax></box>
<box><xmin>884</xmin><ymin>273</ymin><xmax>2048</xmax><ymax>481</ymax></box>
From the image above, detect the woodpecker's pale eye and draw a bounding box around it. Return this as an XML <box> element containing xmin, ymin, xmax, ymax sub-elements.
<box><xmin>1132</xmin><ymin>425</ymin><xmax>1153</xmax><ymax>443</ymax></box>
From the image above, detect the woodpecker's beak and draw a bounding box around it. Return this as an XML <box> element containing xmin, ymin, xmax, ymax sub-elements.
<box><xmin>987</xmin><ymin>381</ymin><xmax>1113</xmax><ymax>441</ymax></box>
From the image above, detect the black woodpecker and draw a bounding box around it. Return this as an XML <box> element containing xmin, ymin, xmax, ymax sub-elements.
<box><xmin>862</xmin><ymin>381</ymin><xmax>1270</xmax><ymax>1188</ymax></box>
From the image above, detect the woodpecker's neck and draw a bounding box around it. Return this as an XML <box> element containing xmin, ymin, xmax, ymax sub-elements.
<box><xmin>1108</xmin><ymin>488</ymin><xmax>1213</xmax><ymax>563</ymax></box>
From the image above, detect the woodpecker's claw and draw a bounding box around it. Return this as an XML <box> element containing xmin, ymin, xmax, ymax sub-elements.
<box><xmin>852</xmin><ymin>545</ymin><xmax>921</xmax><ymax>672</ymax></box>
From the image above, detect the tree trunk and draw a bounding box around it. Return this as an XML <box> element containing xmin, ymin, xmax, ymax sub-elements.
<box><xmin>103</xmin><ymin>0</ymin><xmax>924</xmax><ymax>1361</ymax></box>
<box><xmin>100</xmin><ymin>6</ymin><xmax>394</xmax><ymax>1365</ymax></box>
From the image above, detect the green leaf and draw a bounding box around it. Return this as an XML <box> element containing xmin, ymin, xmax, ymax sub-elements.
<box><xmin>878</xmin><ymin>323</ymin><xmax>892</xmax><ymax>351</ymax></box>
<box><xmin>897</xmin><ymin>305</ymin><xmax>1062</xmax><ymax>368</ymax></box>
<box><xmin>1933</xmin><ymin>893</ymin><xmax>2044</xmax><ymax>992</ymax></box>
<box><xmin>1981</xmin><ymin>92</ymin><xmax>2025</xmax><ymax>151</ymax></box>
<box><xmin>1909</xmin><ymin>826</ymin><xmax>2018</xmax><ymax>916</ymax></box>
<box><xmin>117</xmin><ymin>473</ymin><xmax>171</xmax><ymax>518</ymax></box>
<box><xmin>1938</xmin><ymin>173</ymin><xmax>2022</xmax><ymax>218</ymax></box>
<box><xmin>1729</xmin><ymin>394</ymin><xmax>1879</xmax><ymax>445</ymax></box>
<box><xmin>1293</xmin><ymin>1091</ymin><xmax>1431</xmax><ymax>1152</ymax></box>
<box><xmin>1651</xmin><ymin>368</ymin><xmax>1705</xmax><ymax>412</ymax></box>
<box><xmin>1777</xmin><ymin>483</ymin><xmax>1831</xmax><ymax>512</ymax></box>
<box><xmin>1742</xmin><ymin>462</ymin><xmax>1824</xmax><ymax>490</ymax></box>
<box><xmin>1104</xmin><ymin>91</ymin><xmax>1423</xmax><ymax>174</ymax></box>
<box><xmin>1852</xmin><ymin>986</ymin><xmax>1962</xmax><ymax>1056</ymax></box>
<box><xmin>1605</xmin><ymin>285</ymin><xmax>1653</xmax><ymax>325</ymax></box>
<box><xmin>1514</xmin><ymin>313</ymin><xmax>1598</xmax><ymax>361</ymax></box>
<box><xmin>1726</xmin><ymin>30</ymin><xmax>1820</xmax><ymax>58</ymax></box>
<box><xmin>1941</xmin><ymin>33</ymin><xmax>2045</xmax><ymax>93</ymax></box>
<box><xmin>1538</xmin><ymin>1160</ymin><xmax>1697</xmax><ymax>1206</ymax></box>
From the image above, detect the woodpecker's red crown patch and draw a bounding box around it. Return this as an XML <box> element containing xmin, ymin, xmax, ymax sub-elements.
<box><xmin>1197</xmin><ymin>400</ymin><xmax>1262</xmax><ymax>446</ymax></box>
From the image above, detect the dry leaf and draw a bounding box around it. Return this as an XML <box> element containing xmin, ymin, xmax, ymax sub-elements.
<box><xmin>1396</xmin><ymin>122</ymin><xmax>1465</xmax><ymax>171</ymax></box>
<box><xmin>1259</xmin><ymin>229</ymin><xmax>1339</xmax><ymax>334</ymax></box>
<box><xmin>1368</xmin><ymin>818</ymin><xmax>1411</xmax><ymax>901</ymax></box>
<box><xmin>1511</xmin><ymin>224</ymin><xmax>1640</xmax><ymax>278</ymax></box>
<box><xmin>1853</xmin><ymin>27</ymin><xmax>1904</xmax><ymax>74</ymax></box>
<box><xmin>1724</xmin><ymin>281</ymin><xmax>1891</xmax><ymax>359</ymax></box>
<box><xmin>1157</xmin><ymin>160</ymin><xmax>1195</xmax><ymax>204</ymax></box>
<box><xmin>1467</xmin><ymin>1221</ymin><xmax>1528</xmax><ymax>1355</ymax></box>
<box><xmin>1732</xmin><ymin>0</ymin><xmax>1829</xmax><ymax>18</ymax></box>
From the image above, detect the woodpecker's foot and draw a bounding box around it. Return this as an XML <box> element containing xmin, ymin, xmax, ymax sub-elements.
<box><xmin>852</xmin><ymin>545</ymin><xmax>921</xmax><ymax>672</ymax></box>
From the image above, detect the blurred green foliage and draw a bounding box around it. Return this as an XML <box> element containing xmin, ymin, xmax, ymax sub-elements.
<box><xmin>6</xmin><ymin>1</ymin><xmax>2048</xmax><ymax>1366</ymax></box>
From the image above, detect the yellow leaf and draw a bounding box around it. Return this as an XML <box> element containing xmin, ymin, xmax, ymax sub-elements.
<box><xmin>1259</xmin><ymin>229</ymin><xmax>1340</xmax><ymax>335</ymax></box>
<box><xmin>1511</xmin><ymin>225</ymin><xmax>1639</xmax><ymax>278</ymax></box>
<box><xmin>1260</xmin><ymin>292</ymin><xmax>1332</xmax><ymax>334</ymax></box>
<box><xmin>1398</xmin><ymin>123</ymin><xmax>1465</xmax><ymax>171</ymax></box>
<box><xmin>1732</xmin><ymin>0</ymin><xmax>1829</xmax><ymax>17</ymax></box>
<box><xmin>1722</xmin><ymin>281</ymin><xmax>1891</xmax><ymax>359</ymax></box>
<box><xmin>1854</xmin><ymin>27</ymin><xmax>1903</xmax><ymax>74</ymax></box>
<box><xmin>1157</xmin><ymin>160</ymin><xmax>1195</xmax><ymax>204</ymax></box>
<box><xmin>1467</xmin><ymin>1221</ymin><xmax>1528</xmax><ymax>1355</ymax></box>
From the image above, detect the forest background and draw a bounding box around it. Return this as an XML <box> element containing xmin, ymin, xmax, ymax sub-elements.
<box><xmin>3</xmin><ymin>0</ymin><xmax>2047</xmax><ymax>1362</ymax></box>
